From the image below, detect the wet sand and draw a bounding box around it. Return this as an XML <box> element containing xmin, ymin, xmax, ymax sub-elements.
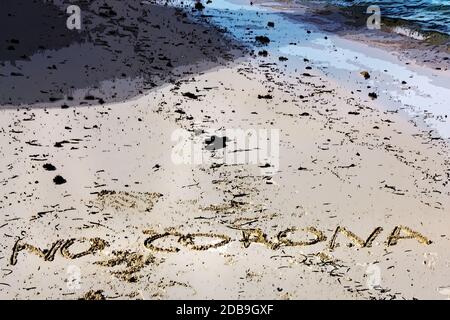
<box><xmin>1</xmin><ymin>0</ymin><xmax>450</xmax><ymax>299</ymax></box>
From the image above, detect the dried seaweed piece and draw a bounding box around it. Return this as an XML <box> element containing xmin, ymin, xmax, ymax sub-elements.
<box><xmin>95</xmin><ymin>250</ymin><xmax>154</xmax><ymax>283</ymax></box>
<box><xmin>240</xmin><ymin>228</ymin><xmax>277</xmax><ymax>250</ymax></box>
<box><xmin>80</xmin><ymin>290</ymin><xmax>106</xmax><ymax>300</ymax></box>
<box><xmin>89</xmin><ymin>190</ymin><xmax>162</xmax><ymax>212</ymax></box>
<box><xmin>182</xmin><ymin>92</ymin><xmax>200</xmax><ymax>99</ymax></box>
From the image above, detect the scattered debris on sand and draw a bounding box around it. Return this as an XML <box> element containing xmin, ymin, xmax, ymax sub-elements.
<box><xmin>81</xmin><ymin>290</ymin><xmax>106</xmax><ymax>300</ymax></box>
<box><xmin>88</xmin><ymin>190</ymin><xmax>163</xmax><ymax>213</ymax></box>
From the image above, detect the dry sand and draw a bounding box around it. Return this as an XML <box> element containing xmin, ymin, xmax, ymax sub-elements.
<box><xmin>0</xmin><ymin>0</ymin><xmax>449</xmax><ymax>300</ymax></box>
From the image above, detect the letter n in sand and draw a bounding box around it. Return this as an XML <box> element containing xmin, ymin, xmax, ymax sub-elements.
<box><xmin>328</xmin><ymin>226</ymin><xmax>383</xmax><ymax>250</ymax></box>
<box><xmin>10</xmin><ymin>239</ymin><xmax>66</xmax><ymax>266</ymax></box>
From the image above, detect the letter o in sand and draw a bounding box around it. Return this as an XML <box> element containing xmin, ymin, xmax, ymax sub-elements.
<box><xmin>144</xmin><ymin>232</ymin><xmax>183</xmax><ymax>253</ymax></box>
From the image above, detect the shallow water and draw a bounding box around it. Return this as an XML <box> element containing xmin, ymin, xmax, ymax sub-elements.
<box><xmin>193</xmin><ymin>0</ymin><xmax>450</xmax><ymax>138</ymax></box>
<box><xmin>312</xmin><ymin>0</ymin><xmax>450</xmax><ymax>35</ymax></box>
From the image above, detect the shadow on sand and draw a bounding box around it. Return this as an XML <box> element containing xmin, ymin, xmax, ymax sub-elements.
<box><xmin>0</xmin><ymin>0</ymin><xmax>244</xmax><ymax>107</ymax></box>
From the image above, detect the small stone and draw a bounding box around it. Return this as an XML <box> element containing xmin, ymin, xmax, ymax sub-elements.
<box><xmin>43</xmin><ymin>163</ymin><xmax>56</xmax><ymax>171</ymax></box>
<box><xmin>360</xmin><ymin>71</ymin><xmax>370</xmax><ymax>79</ymax></box>
<box><xmin>53</xmin><ymin>175</ymin><xmax>67</xmax><ymax>185</ymax></box>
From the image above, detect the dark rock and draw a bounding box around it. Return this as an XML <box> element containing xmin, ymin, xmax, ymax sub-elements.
<box><xmin>360</xmin><ymin>71</ymin><xmax>370</xmax><ymax>79</ymax></box>
<box><xmin>43</xmin><ymin>163</ymin><xmax>56</xmax><ymax>171</ymax></box>
<box><xmin>255</xmin><ymin>36</ymin><xmax>270</xmax><ymax>45</ymax></box>
<box><xmin>53</xmin><ymin>175</ymin><xmax>66</xmax><ymax>185</ymax></box>
<box><xmin>368</xmin><ymin>92</ymin><xmax>378</xmax><ymax>99</ymax></box>
<box><xmin>258</xmin><ymin>50</ymin><xmax>268</xmax><ymax>57</ymax></box>
<box><xmin>194</xmin><ymin>2</ymin><xmax>205</xmax><ymax>10</ymax></box>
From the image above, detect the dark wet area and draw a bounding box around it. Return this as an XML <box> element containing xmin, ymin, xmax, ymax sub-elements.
<box><xmin>0</xmin><ymin>0</ymin><xmax>82</xmax><ymax>63</ymax></box>
<box><xmin>0</xmin><ymin>0</ymin><xmax>245</xmax><ymax>107</ymax></box>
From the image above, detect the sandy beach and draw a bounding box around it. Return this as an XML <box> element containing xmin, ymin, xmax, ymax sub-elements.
<box><xmin>1</xmin><ymin>0</ymin><xmax>450</xmax><ymax>300</ymax></box>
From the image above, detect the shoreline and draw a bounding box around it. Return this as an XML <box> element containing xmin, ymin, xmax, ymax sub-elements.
<box><xmin>248</xmin><ymin>0</ymin><xmax>450</xmax><ymax>71</ymax></box>
<box><xmin>202</xmin><ymin>0</ymin><xmax>450</xmax><ymax>139</ymax></box>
